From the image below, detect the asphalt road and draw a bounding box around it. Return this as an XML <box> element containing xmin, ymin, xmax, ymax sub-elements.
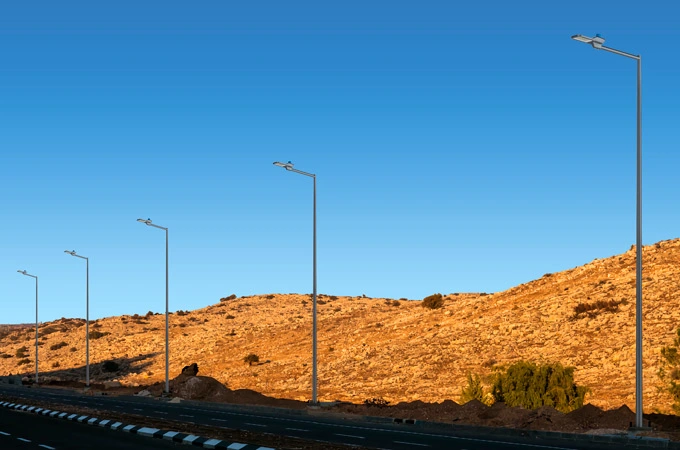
<box><xmin>0</xmin><ymin>384</ymin><xmax>661</xmax><ymax>450</ymax></box>
<box><xmin>0</xmin><ymin>406</ymin><xmax>182</xmax><ymax>450</ymax></box>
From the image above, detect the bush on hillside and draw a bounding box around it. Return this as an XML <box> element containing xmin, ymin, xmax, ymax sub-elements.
<box><xmin>243</xmin><ymin>353</ymin><xmax>260</xmax><ymax>366</ymax></box>
<box><xmin>17</xmin><ymin>358</ymin><xmax>31</xmax><ymax>366</ymax></box>
<box><xmin>422</xmin><ymin>293</ymin><xmax>444</xmax><ymax>310</ymax></box>
<box><xmin>15</xmin><ymin>346</ymin><xmax>29</xmax><ymax>358</ymax></box>
<box><xmin>50</xmin><ymin>342</ymin><xmax>68</xmax><ymax>351</ymax></box>
<box><xmin>571</xmin><ymin>299</ymin><xmax>626</xmax><ymax>320</ymax></box>
<box><xmin>491</xmin><ymin>361</ymin><xmax>588</xmax><ymax>413</ymax></box>
<box><xmin>220</xmin><ymin>294</ymin><xmax>237</xmax><ymax>302</ymax></box>
<box><xmin>460</xmin><ymin>373</ymin><xmax>486</xmax><ymax>404</ymax></box>
<box><xmin>88</xmin><ymin>330</ymin><xmax>110</xmax><ymax>340</ymax></box>
<box><xmin>659</xmin><ymin>327</ymin><xmax>680</xmax><ymax>413</ymax></box>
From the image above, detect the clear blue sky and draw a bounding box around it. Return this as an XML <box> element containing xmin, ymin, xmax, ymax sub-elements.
<box><xmin>1</xmin><ymin>2</ymin><xmax>679</xmax><ymax>324</ymax></box>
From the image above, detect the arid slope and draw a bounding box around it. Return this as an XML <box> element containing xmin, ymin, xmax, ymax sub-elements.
<box><xmin>2</xmin><ymin>238</ymin><xmax>680</xmax><ymax>413</ymax></box>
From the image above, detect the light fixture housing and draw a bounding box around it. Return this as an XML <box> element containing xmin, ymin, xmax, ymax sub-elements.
<box><xmin>571</xmin><ymin>34</ymin><xmax>605</xmax><ymax>49</ymax></box>
<box><xmin>137</xmin><ymin>218</ymin><xmax>152</xmax><ymax>225</ymax></box>
<box><xmin>273</xmin><ymin>161</ymin><xmax>294</xmax><ymax>171</ymax></box>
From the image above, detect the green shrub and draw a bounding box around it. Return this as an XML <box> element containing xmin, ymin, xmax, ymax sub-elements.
<box><xmin>243</xmin><ymin>353</ymin><xmax>260</xmax><ymax>366</ymax></box>
<box><xmin>461</xmin><ymin>373</ymin><xmax>486</xmax><ymax>404</ymax></box>
<box><xmin>422</xmin><ymin>293</ymin><xmax>444</xmax><ymax>310</ymax></box>
<box><xmin>659</xmin><ymin>327</ymin><xmax>680</xmax><ymax>413</ymax></box>
<box><xmin>50</xmin><ymin>342</ymin><xmax>68</xmax><ymax>351</ymax></box>
<box><xmin>491</xmin><ymin>361</ymin><xmax>588</xmax><ymax>413</ymax></box>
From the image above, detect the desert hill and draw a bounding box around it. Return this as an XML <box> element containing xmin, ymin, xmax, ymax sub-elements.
<box><xmin>2</xmin><ymin>238</ymin><xmax>680</xmax><ymax>413</ymax></box>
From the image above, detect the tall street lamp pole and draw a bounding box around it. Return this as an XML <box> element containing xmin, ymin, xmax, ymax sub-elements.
<box><xmin>572</xmin><ymin>33</ymin><xmax>643</xmax><ymax>428</ymax></box>
<box><xmin>137</xmin><ymin>218</ymin><xmax>170</xmax><ymax>395</ymax></box>
<box><xmin>65</xmin><ymin>250</ymin><xmax>90</xmax><ymax>387</ymax></box>
<box><xmin>17</xmin><ymin>270</ymin><xmax>39</xmax><ymax>384</ymax></box>
<box><xmin>273</xmin><ymin>161</ymin><xmax>318</xmax><ymax>404</ymax></box>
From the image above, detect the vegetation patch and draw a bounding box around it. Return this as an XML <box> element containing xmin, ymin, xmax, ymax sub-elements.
<box><xmin>491</xmin><ymin>361</ymin><xmax>588</xmax><ymax>412</ymax></box>
<box><xmin>15</xmin><ymin>346</ymin><xmax>29</xmax><ymax>358</ymax></box>
<box><xmin>17</xmin><ymin>358</ymin><xmax>31</xmax><ymax>366</ymax></box>
<box><xmin>421</xmin><ymin>293</ymin><xmax>444</xmax><ymax>310</ymax></box>
<box><xmin>659</xmin><ymin>327</ymin><xmax>680</xmax><ymax>413</ymax></box>
<box><xmin>88</xmin><ymin>330</ymin><xmax>110</xmax><ymax>340</ymax></box>
<box><xmin>49</xmin><ymin>342</ymin><xmax>68</xmax><ymax>351</ymax></box>
<box><xmin>571</xmin><ymin>299</ymin><xmax>626</xmax><ymax>320</ymax></box>
<box><xmin>243</xmin><ymin>353</ymin><xmax>260</xmax><ymax>366</ymax></box>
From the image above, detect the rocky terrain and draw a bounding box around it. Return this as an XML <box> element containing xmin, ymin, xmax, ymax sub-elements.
<box><xmin>2</xmin><ymin>238</ymin><xmax>680</xmax><ymax>415</ymax></box>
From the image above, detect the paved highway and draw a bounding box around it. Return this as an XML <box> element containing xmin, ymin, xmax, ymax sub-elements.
<box><xmin>0</xmin><ymin>406</ymin><xmax>181</xmax><ymax>450</ymax></box>
<box><xmin>0</xmin><ymin>384</ymin><xmax>661</xmax><ymax>449</ymax></box>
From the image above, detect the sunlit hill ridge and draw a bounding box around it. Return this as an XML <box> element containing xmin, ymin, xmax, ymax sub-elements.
<box><xmin>2</xmin><ymin>238</ymin><xmax>680</xmax><ymax>413</ymax></box>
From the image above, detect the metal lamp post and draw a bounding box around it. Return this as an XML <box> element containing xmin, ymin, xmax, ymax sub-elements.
<box><xmin>273</xmin><ymin>161</ymin><xmax>318</xmax><ymax>404</ymax></box>
<box><xmin>137</xmin><ymin>218</ymin><xmax>170</xmax><ymax>394</ymax></box>
<box><xmin>65</xmin><ymin>250</ymin><xmax>90</xmax><ymax>387</ymax></box>
<box><xmin>572</xmin><ymin>33</ymin><xmax>644</xmax><ymax>428</ymax></box>
<box><xmin>17</xmin><ymin>270</ymin><xmax>39</xmax><ymax>384</ymax></box>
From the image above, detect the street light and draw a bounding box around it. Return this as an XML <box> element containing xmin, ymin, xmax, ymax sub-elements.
<box><xmin>137</xmin><ymin>218</ymin><xmax>170</xmax><ymax>394</ymax></box>
<box><xmin>572</xmin><ymin>33</ymin><xmax>644</xmax><ymax>428</ymax></box>
<box><xmin>65</xmin><ymin>250</ymin><xmax>90</xmax><ymax>387</ymax></box>
<box><xmin>273</xmin><ymin>161</ymin><xmax>318</xmax><ymax>404</ymax></box>
<box><xmin>17</xmin><ymin>270</ymin><xmax>39</xmax><ymax>384</ymax></box>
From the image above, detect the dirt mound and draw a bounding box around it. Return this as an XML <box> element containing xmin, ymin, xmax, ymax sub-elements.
<box><xmin>526</xmin><ymin>406</ymin><xmax>580</xmax><ymax>432</ymax></box>
<box><xmin>566</xmin><ymin>403</ymin><xmax>605</xmax><ymax>428</ymax></box>
<box><xmin>599</xmin><ymin>404</ymin><xmax>637</xmax><ymax>430</ymax></box>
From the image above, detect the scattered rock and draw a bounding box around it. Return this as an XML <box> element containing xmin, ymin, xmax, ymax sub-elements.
<box><xmin>135</xmin><ymin>389</ymin><xmax>151</xmax><ymax>397</ymax></box>
<box><xmin>103</xmin><ymin>381</ymin><xmax>122</xmax><ymax>390</ymax></box>
<box><xmin>181</xmin><ymin>363</ymin><xmax>199</xmax><ymax>376</ymax></box>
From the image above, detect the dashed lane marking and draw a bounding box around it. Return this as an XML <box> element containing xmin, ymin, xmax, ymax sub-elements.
<box><xmin>179</xmin><ymin>414</ymin><xmax>194</xmax><ymax>418</ymax></box>
<box><xmin>335</xmin><ymin>434</ymin><xmax>365</xmax><ymax>439</ymax></box>
<box><xmin>39</xmin><ymin>445</ymin><xmax>56</xmax><ymax>450</ymax></box>
<box><xmin>285</xmin><ymin>428</ymin><xmax>309</xmax><ymax>432</ymax></box>
<box><xmin>0</xmin><ymin>431</ymin><xmax>10</xmax><ymax>436</ymax></box>
<box><xmin>17</xmin><ymin>437</ymin><xmax>32</xmax><ymax>442</ymax></box>
<box><xmin>244</xmin><ymin>423</ymin><xmax>267</xmax><ymax>428</ymax></box>
<box><xmin>394</xmin><ymin>441</ymin><xmax>429</xmax><ymax>447</ymax></box>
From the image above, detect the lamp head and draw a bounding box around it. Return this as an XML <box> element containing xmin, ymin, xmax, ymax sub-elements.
<box><xmin>64</xmin><ymin>250</ymin><xmax>77</xmax><ymax>256</ymax></box>
<box><xmin>273</xmin><ymin>161</ymin><xmax>294</xmax><ymax>171</ymax></box>
<box><xmin>571</xmin><ymin>33</ymin><xmax>605</xmax><ymax>49</ymax></box>
<box><xmin>137</xmin><ymin>218</ymin><xmax>152</xmax><ymax>226</ymax></box>
<box><xmin>17</xmin><ymin>270</ymin><xmax>27</xmax><ymax>275</ymax></box>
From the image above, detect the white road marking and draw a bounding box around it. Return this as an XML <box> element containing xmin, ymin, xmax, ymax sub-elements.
<box><xmin>285</xmin><ymin>427</ymin><xmax>309</xmax><ymax>432</ymax></box>
<box><xmin>39</xmin><ymin>445</ymin><xmax>56</xmax><ymax>450</ymax></box>
<box><xmin>153</xmin><ymin>411</ymin><xmax>168</xmax><ymax>414</ymax></box>
<box><xmin>394</xmin><ymin>441</ymin><xmax>429</xmax><ymax>447</ymax></box>
<box><xmin>335</xmin><ymin>433</ymin><xmax>365</xmax><ymax>439</ymax></box>
<box><xmin>211</xmin><ymin>418</ymin><xmax>228</xmax><ymax>422</ymax></box>
<box><xmin>179</xmin><ymin>414</ymin><xmax>194</xmax><ymax>418</ymax></box>
<box><xmin>133</xmin><ymin>408</ymin><xmax>143</xmax><ymax>411</ymax></box>
<box><xmin>17</xmin><ymin>437</ymin><xmax>31</xmax><ymax>442</ymax></box>
<box><xmin>0</xmin><ymin>431</ymin><xmax>10</xmax><ymax>436</ymax></box>
<box><xmin>244</xmin><ymin>423</ymin><xmax>267</xmax><ymax>428</ymax></box>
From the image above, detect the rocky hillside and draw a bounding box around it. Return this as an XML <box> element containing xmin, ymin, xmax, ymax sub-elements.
<box><xmin>2</xmin><ymin>238</ymin><xmax>680</xmax><ymax>413</ymax></box>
